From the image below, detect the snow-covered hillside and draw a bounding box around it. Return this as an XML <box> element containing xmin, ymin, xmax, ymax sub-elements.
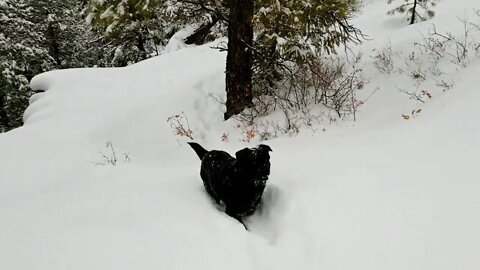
<box><xmin>1</xmin><ymin>0</ymin><xmax>480</xmax><ymax>269</ymax></box>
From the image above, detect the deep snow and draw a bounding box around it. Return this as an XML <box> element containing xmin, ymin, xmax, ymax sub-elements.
<box><xmin>1</xmin><ymin>0</ymin><xmax>480</xmax><ymax>269</ymax></box>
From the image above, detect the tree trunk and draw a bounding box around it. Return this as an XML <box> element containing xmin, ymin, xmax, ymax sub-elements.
<box><xmin>0</xmin><ymin>93</ymin><xmax>11</xmax><ymax>130</ymax></box>
<box><xmin>137</xmin><ymin>32</ymin><xmax>148</xmax><ymax>60</ymax></box>
<box><xmin>410</xmin><ymin>0</ymin><xmax>418</xmax><ymax>25</ymax></box>
<box><xmin>224</xmin><ymin>0</ymin><xmax>254</xmax><ymax>120</ymax></box>
<box><xmin>184</xmin><ymin>14</ymin><xmax>220</xmax><ymax>45</ymax></box>
<box><xmin>46</xmin><ymin>22</ymin><xmax>62</xmax><ymax>67</ymax></box>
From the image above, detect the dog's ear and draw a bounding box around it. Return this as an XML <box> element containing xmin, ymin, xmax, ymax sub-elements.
<box><xmin>235</xmin><ymin>148</ymin><xmax>253</xmax><ymax>161</ymax></box>
<box><xmin>257</xmin><ymin>144</ymin><xmax>272</xmax><ymax>152</ymax></box>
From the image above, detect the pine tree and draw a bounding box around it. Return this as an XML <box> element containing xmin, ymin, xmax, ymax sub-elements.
<box><xmin>224</xmin><ymin>0</ymin><xmax>254</xmax><ymax>120</ymax></box>
<box><xmin>252</xmin><ymin>0</ymin><xmax>362</xmax><ymax>93</ymax></box>
<box><xmin>167</xmin><ymin>0</ymin><xmax>228</xmax><ymax>45</ymax></box>
<box><xmin>86</xmin><ymin>0</ymin><xmax>168</xmax><ymax>66</ymax></box>
<box><xmin>387</xmin><ymin>0</ymin><xmax>437</xmax><ymax>25</ymax></box>
<box><xmin>85</xmin><ymin>0</ymin><xmax>363</xmax><ymax>119</ymax></box>
<box><xmin>0</xmin><ymin>0</ymin><xmax>55</xmax><ymax>131</ymax></box>
<box><xmin>0</xmin><ymin>0</ymin><xmax>95</xmax><ymax>132</ymax></box>
<box><xmin>193</xmin><ymin>0</ymin><xmax>363</xmax><ymax>119</ymax></box>
<box><xmin>26</xmin><ymin>0</ymin><xmax>95</xmax><ymax>68</ymax></box>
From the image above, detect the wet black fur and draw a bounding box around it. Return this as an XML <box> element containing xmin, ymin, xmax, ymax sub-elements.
<box><xmin>188</xmin><ymin>142</ymin><xmax>272</xmax><ymax>228</ymax></box>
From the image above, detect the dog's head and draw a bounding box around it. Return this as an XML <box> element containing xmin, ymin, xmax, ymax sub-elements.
<box><xmin>235</xmin><ymin>144</ymin><xmax>272</xmax><ymax>184</ymax></box>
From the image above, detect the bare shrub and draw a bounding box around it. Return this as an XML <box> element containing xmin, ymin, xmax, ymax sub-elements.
<box><xmin>393</xmin><ymin>15</ymin><xmax>480</xmax><ymax>104</ymax></box>
<box><xmin>373</xmin><ymin>42</ymin><xmax>394</xmax><ymax>74</ymax></box>
<box><xmin>167</xmin><ymin>112</ymin><xmax>194</xmax><ymax>140</ymax></box>
<box><xmin>435</xmin><ymin>78</ymin><xmax>455</xmax><ymax>91</ymax></box>
<box><xmin>238</xmin><ymin>54</ymin><xmax>365</xmax><ymax>136</ymax></box>
<box><xmin>396</xmin><ymin>86</ymin><xmax>431</xmax><ymax>103</ymax></box>
<box><xmin>90</xmin><ymin>141</ymin><xmax>131</xmax><ymax>166</ymax></box>
<box><xmin>415</xmin><ymin>17</ymin><xmax>480</xmax><ymax>67</ymax></box>
<box><xmin>400</xmin><ymin>51</ymin><xmax>427</xmax><ymax>81</ymax></box>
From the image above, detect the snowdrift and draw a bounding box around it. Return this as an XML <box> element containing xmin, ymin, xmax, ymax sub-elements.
<box><xmin>1</xmin><ymin>0</ymin><xmax>480</xmax><ymax>269</ymax></box>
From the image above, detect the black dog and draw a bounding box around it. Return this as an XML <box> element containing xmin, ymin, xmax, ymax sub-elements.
<box><xmin>188</xmin><ymin>142</ymin><xmax>272</xmax><ymax>228</ymax></box>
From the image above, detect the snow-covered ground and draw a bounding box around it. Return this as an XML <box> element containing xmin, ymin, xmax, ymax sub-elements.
<box><xmin>1</xmin><ymin>0</ymin><xmax>480</xmax><ymax>269</ymax></box>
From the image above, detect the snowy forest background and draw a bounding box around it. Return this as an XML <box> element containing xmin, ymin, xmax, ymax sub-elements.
<box><xmin>1</xmin><ymin>0</ymin><xmax>438</xmax><ymax>132</ymax></box>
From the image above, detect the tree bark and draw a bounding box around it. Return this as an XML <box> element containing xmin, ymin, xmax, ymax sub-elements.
<box><xmin>46</xmin><ymin>22</ymin><xmax>62</xmax><ymax>67</ymax></box>
<box><xmin>224</xmin><ymin>0</ymin><xmax>254</xmax><ymax>120</ymax></box>
<box><xmin>184</xmin><ymin>14</ymin><xmax>220</xmax><ymax>45</ymax></box>
<box><xmin>0</xmin><ymin>93</ymin><xmax>11</xmax><ymax>130</ymax></box>
<box><xmin>136</xmin><ymin>32</ymin><xmax>148</xmax><ymax>60</ymax></box>
<box><xmin>410</xmin><ymin>0</ymin><xmax>418</xmax><ymax>25</ymax></box>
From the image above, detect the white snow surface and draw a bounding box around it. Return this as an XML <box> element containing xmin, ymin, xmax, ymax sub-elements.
<box><xmin>1</xmin><ymin>0</ymin><xmax>480</xmax><ymax>269</ymax></box>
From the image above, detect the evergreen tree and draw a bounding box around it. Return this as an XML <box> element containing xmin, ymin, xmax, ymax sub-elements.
<box><xmin>224</xmin><ymin>0</ymin><xmax>254</xmax><ymax>120</ymax></box>
<box><xmin>241</xmin><ymin>0</ymin><xmax>363</xmax><ymax>118</ymax></box>
<box><xmin>26</xmin><ymin>0</ymin><xmax>95</xmax><ymax>68</ymax></box>
<box><xmin>0</xmin><ymin>0</ymin><xmax>55</xmax><ymax>131</ymax></box>
<box><xmin>78</xmin><ymin>0</ymin><xmax>364</xmax><ymax>121</ymax></box>
<box><xmin>167</xmin><ymin>0</ymin><xmax>228</xmax><ymax>45</ymax></box>
<box><xmin>0</xmin><ymin>0</ymin><xmax>95</xmax><ymax>132</ymax></box>
<box><xmin>86</xmin><ymin>0</ymin><xmax>168</xmax><ymax>66</ymax></box>
<box><xmin>387</xmin><ymin>0</ymin><xmax>437</xmax><ymax>25</ymax></box>
<box><xmin>163</xmin><ymin>0</ymin><xmax>364</xmax><ymax>118</ymax></box>
<box><xmin>252</xmin><ymin>0</ymin><xmax>362</xmax><ymax>95</ymax></box>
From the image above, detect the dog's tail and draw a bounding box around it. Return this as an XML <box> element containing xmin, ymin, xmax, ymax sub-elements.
<box><xmin>187</xmin><ymin>142</ymin><xmax>208</xmax><ymax>160</ymax></box>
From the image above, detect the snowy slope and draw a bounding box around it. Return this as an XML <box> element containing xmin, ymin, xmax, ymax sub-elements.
<box><xmin>1</xmin><ymin>0</ymin><xmax>480</xmax><ymax>269</ymax></box>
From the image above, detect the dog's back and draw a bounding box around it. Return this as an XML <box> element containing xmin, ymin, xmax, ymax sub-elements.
<box><xmin>188</xmin><ymin>143</ymin><xmax>236</xmax><ymax>202</ymax></box>
<box><xmin>200</xmin><ymin>150</ymin><xmax>236</xmax><ymax>201</ymax></box>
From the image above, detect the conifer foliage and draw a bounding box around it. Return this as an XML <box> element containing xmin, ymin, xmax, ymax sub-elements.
<box><xmin>387</xmin><ymin>0</ymin><xmax>437</xmax><ymax>25</ymax></box>
<box><xmin>252</xmin><ymin>0</ymin><xmax>363</xmax><ymax>102</ymax></box>
<box><xmin>86</xmin><ymin>0</ymin><xmax>169</xmax><ymax>66</ymax></box>
<box><xmin>0</xmin><ymin>0</ymin><xmax>364</xmax><ymax>131</ymax></box>
<box><xmin>0</xmin><ymin>0</ymin><xmax>55</xmax><ymax>130</ymax></box>
<box><xmin>0</xmin><ymin>0</ymin><xmax>99</xmax><ymax>131</ymax></box>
